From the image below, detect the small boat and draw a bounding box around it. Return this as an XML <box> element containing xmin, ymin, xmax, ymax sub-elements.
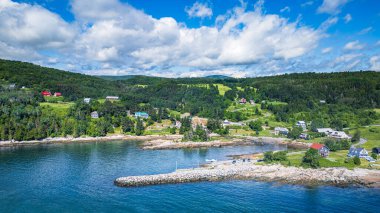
<box><xmin>205</xmin><ymin>159</ymin><xmax>217</xmax><ymax>162</ymax></box>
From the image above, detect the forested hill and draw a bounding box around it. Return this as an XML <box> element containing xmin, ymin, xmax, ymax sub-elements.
<box><xmin>0</xmin><ymin>59</ymin><xmax>122</xmax><ymax>100</ymax></box>
<box><xmin>242</xmin><ymin>72</ymin><xmax>380</xmax><ymax>109</ymax></box>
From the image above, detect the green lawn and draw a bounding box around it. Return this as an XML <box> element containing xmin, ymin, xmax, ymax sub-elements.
<box><xmin>40</xmin><ymin>102</ymin><xmax>75</xmax><ymax>117</ymax></box>
<box><xmin>44</xmin><ymin>96</ymin><xmax>64</xmax><ymax>102</ymax></box>
<box><xmin>349</xmin><ymin>126</ymin><xmax>380</xmax><ymax>150</ymax></box>
<box><xmin>180</xmin><ymin>83</ymin><xmax>231</xmax><ymax>96</ymax></box>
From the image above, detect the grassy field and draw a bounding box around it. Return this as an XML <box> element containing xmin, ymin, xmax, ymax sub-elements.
<box><xmin>180</xmin><ymin>83</ymin><xmax>231</xmax><ymax>96</ymax></box>
<box><xmin>349</xmin><ymin>126</ymin><xmax>380</xmax><ymax>150</ymax></box>
<box><xmin>145</xmin><ymin>120</ymin><xmax>173</xmax><ymax>135</ymax></box>
<box><xmin>44</xmin><ymin>96</ymin><xmax>64</xmax><ymax>102</ymax></box>
<box><xmin>40</xmin><ymin>102</ymin><xmax>75</xmax><ymax>117</ymax></box>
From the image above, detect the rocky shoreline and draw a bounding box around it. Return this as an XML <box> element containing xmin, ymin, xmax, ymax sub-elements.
<box><xmin>115</xmin><ymin>161</ymin><xmax>380</xmax><ymax>188</ymax></box>
<box><xmin>0</xmin><ymin>134</ymin><xmax>182</xmax><ymax>147</ymax></box>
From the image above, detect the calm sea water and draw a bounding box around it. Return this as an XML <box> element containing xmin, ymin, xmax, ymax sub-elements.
<box><xmin>0</xmin><ymin>141</ymin><xmax>378</xmax><ymax>212</ymax></box>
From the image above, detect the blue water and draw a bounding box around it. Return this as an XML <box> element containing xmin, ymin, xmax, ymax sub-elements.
<box><xmin>0</xmin><ymin>141</ymin><xmax>378</xmax><ymax>212</ymax></box>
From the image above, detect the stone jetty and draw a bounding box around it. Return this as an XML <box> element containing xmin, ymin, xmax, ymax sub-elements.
<box><xmin>114</xmin><ymin>161</ymin><xmax>380</xmax><ymax>188</ymax></box>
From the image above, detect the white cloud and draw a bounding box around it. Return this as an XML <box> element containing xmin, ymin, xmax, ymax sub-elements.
<box><xmin>376</xmin><ymin>41</ymin><xmax>380</xmax><ymax>46</ymax></box>
<box><xmin>370</xmin><ymin>56</ymin><xmax>380</xmax><ymax>71</ymax></box>
<box><xmin>0</xmin><ymin>0</ymin><xmax>324</xmax><ymax>76</ymax></box>
<box><xmin>280</xmin><ymin>6</ymin><xmax>290</xmax><ymax>13</ymax></box>
<box><xmin>317</xmin><ymin>0</ymin><xmax>349</xmax><ymax>15</ymax></box>
<box><xmin>301</xmin><ymin>1</ymin><xmax>314</xmax><ymax>7</ymax></box>
<box><xmin>185</xmin><ymin>2</ymin><xmax>213</xmax><ymax>18</ymax></box>
<box><xmin>358</xmin><ymin>27</ymin><xmax>373</xmax><ymax>35</ymax></box>
<box><xmin>322</xmin><ymin>47</ymin><xmax>332</xmax><ymax>54</ymax></box>
<box><xmin>0</xmin><ymin>0</ymin><xmax>75</xmax><ymax>49</ymax></box>
<box><xmin>344</xmin><ymin>14</ymin><xmax>352</xmax><ymax>23</ymax></box>
<box><xmin>319</xmin><ymin>17</ymin><xmax>338</xmax><ymax>31</ymax></box>
<box><xmin>344</xmin><ymin>40</ymin><xmax>365</xmax><ymax>50</ymax></box>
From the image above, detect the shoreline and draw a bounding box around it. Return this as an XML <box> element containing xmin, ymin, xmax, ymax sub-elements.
<box><xmin>0</xmin><ymin>134</ymin><xmax>182</xmax><ymax>147</ymax></box>
<box><xmin>141</xmin><ymin>136</ymin><xmax>310</xmax><ymax>150</ymax></box>
<box><xmin>115</xmin><ymin>160</ymin><xmax>380</xmax><ymax>188</ymax></box>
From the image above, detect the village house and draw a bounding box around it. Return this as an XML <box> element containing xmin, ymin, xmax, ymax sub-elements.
<box><xmin>175</xmin><ymin>120</ymin><xmax>182</xmax><ymax>128</ymax></box>
<box><xmin>250</xmin><ymin>100</ymin><xmax>255</xmax><ymax>105</ymax></box>
<box><xmin>296</xmin><ymin>121</ymin><xmax>307</xmax><ymax>131</ymax></box>
<box><xmin>135</xmin><ymin>112</ymin><xmax>149</xmax><ymax>119</ymax></box>
<box><xmin>299</xmin><ymin>133</ymin><xmax>309</xmax><ymax>140</ymax></box>
<box><xmin>310</xmin><ymin>143</ymin><xmax>330</xmax><ymax>157</ymax></box>
<box><xmin>91</xmin><ymin>111</ymin><xmax>99</xmax><ymax>119</ymax></box>
<box><xmin>348</xmin><ymin>147</ymin><xmax>368</xmax><ymax>158</ymax></box>
<box><xmin>316</xmin><ymin>128</ymin><xmax>334</xmax><ymax>135</ymax></box>
<box><xmin>319</xmin><ymin>100</ymin><xmax>326</xmax><ymax>104</ymax></box>
<box><xmin>9</xmin><ymin>84</ymin><xmax>16</xmax><ymax>90</ymax></box>
<box><xmin>54</xmin><ymin>92</ymin><xmax>62</xmax><ymax>97</ymax></box>
<box><xmin>84</xmin><ymin>98</ymin><xmax>91</xmax><ymax>104</ymax></box>
<box><xmin>106</xmin><ymin>96</ymin><xmax>119</xmax><ymax>101</ymax></box>
<box><xmin>330</xmin><ymin>131</ymin><xmax>351</xmax><ymax>140</ymax></box>
<box><xmin>41</xmin><ymin>91</ymin><xmax>52</xmax><ymax>96</ymax></box>
<box><xmin>274</xmin><ymin>127</ymin><xmax>289</xmax><ymax>136</ymax></box>
<box><xmin>239</xmin><ymin>98</ymin><xmax>247</xmax><ymax>104</ymax></box>
<box><xmin>222</xmin><ymin>119</ymin><xmax>244</xmax><ymax>127</ymax></box>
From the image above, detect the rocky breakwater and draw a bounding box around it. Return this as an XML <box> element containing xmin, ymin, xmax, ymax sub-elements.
<box><xmin>114</xmin><ymin>162</ymin><xmax>380</xmax><ymax>188</ymax></box>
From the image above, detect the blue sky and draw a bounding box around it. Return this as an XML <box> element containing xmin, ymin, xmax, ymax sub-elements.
<box><xmin>1</xmin><ymin>0</ymin><xmax>379</xmax><ymax>77</ymax></box>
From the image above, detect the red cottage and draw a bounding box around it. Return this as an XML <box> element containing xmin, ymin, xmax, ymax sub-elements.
<box><xmin>41</xmin><ymin>91</ymin><xmax>51</xmax><ymax>96</ymax></box>
<box><xmin>54</xmin><ymin>92</ymin><xmax>62</xmax><ymax>97</ymax></box>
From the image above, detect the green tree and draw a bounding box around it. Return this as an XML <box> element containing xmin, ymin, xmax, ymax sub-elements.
<box><xmin>248</xmin><ymin>120</ymin><xmax>263</xmax><ymax>132</ymax></box>
<box><xmin>351</xmin><ymin>130</ymin><xmax>361</xmax><ymax>143</ymax></box>
<box><xmin>288</xmin><ymin>126</ymin><xmax>303</xmax><ymax>139</ymax></box>
<box><xmin>353</xmin><ymin>156</ymin><xmax>361</xmax><ymax>165</ymax></box>
<box><xmin>135</xmin><ymin>118</ymin><xmax>144</xmax><ymax>136</ymax></box>
<box><xmin>302</xmin><ymin>148</ymin><xmax>320</xmax><ymax>168</ymax></box>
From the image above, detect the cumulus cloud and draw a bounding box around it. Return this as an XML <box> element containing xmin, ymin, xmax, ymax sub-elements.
<box><xmin>0</xmin><ymin>0</ymin><xmax>75</xmax><ymax>50</ymax></box>
<box><xmin>0</xmin><ymin>0</ymin><xmax>325</xmax><ymax>76</ymax></box>
<box><xmin>322</xmin><ymin>47</ymin><xmax>332</xmax><ymax>54</ymax></box>
<box><xmin>185</xmin><ymin>2</ymin><xmax>213</xmax><ymax>18</ymax></box>
<box><xmin>344</xmin><ymin>14</ymin><xmax>352</xmax><ymax>23</ymax></box>
<box><xmin>317</xmin><ymin>0</ymin><xmax>349</xmax><ymax>15</ymax></box>
<box><xmin>344</xmin><ymin>41</ymin><xmax>365</xmax><ymax>50</ymax></box>
<box><xmin>370</xmin><ymin>56</ymin><xmax>380</xmax><ymax>71</ymax></box>
<box><xmin>301</xmin><ymin>1</ymin><xmax>314</xmax><ymax>7</ymax></box>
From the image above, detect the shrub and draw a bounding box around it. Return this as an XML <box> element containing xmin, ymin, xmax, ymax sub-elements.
<box><xmin>371</xmin><ymin>153</ymin><xmax>378</xmax><ymax>160</ymax></box>
<box><xmin>263</xmin><ymin>151</ymin><xmax>273</xmax><ymax>162</ymax></box>
<box><xmin>353</xmin><ymin>156</ymin><xmax>361</xmax><ymax>165</ymax></box>
<box><xmin>273</xmin><ymin>151</ymin><xmax>288</xmax><ymax>161</ymax></box>
<box><xmin>351</xmin><ymin>130</ymin><xmax>361</xmax><ymax>143</ymax></box>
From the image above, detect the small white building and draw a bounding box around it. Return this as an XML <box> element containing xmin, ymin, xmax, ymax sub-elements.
<box><xmin>9</xmin><ymin>84</ymin><xmax>16</xmax><ymax>90</ymax></box>
<box><xmin>91</xmin><ymin>111</ymin><xmax>99</xmax><ymax>119</ymax></box>
<box><xmin>84</xmin><ymin>98</ymin><xmax>91</xmax><ymax>104</ymax></box>
<box><xmin>222</xmin><ymin>119</ymin><xmax>244</xmax><ymax>127</ymax></box>
<box><xmin>106</xmin><ymin>96</ymin><xmax>119</xmax><ymax>101</ymax></box>
<box><xmin>274</xmin><ymin>127</ymin><xmax>289</xmax><ymax>135</ymax></box>
<box><xmin>296</xmin><ymin>121</ymin><xmax>307</xmax><ymax>131</ymax></box>
<box><xmin>319</xmin><ymin>100</ymin><xmax>326</xmax><ymax>104</ymax></box>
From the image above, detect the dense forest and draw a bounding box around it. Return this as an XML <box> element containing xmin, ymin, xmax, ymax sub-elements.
<box><xmin>0</xmin><ymin>59</ymin><xmax>379</xmax><ymax>141</ymax></box>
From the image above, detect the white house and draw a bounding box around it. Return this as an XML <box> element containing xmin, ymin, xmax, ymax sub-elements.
<box><xmin>317</xmin><ymin>128</ymin><xmax>334</xmax><ymax>135</ymax></box>
<box><xmin>296</xmin><ymin>121</ymin><xmax>307</xmax><ymax>131</ymax></box>
<box><xmin>348</xmin><ymin>147</ymin><xmax>368</xmax><ymax>158</ymax></box>
<box><xmin>222</xmin><ymin>119</ymin><xmax>244</xmax><ymax>127</ymax></box>
<box><xmin>274</xmin><ymin>127</ymin><xmax>289</xmax><ymax>135</ymax></box>
<box><xmin>106</xmin><ymin>96</ymin><xmax>119</xmax><ymax>101</ymax></box>
<box><xmin>330</xmin><ymin>131</ymin><xmax>351</xmax><ymax>140</ymax></box>
<box><xmin>91</xmin><ymin>111</ymin><xmax>99</xmax><ymax>119</ymax></box>
<box><xmin>84</xmin><ymin>98</ymin><xmax>91</xmax><ymax>104</ymax></box>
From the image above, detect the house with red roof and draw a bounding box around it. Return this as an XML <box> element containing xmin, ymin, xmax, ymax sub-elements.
<box><xmin>310</xmin><ymin>143</ymin><xmax>329</xmax><ymax>157</ymax></box>
<box><xmin>54</xmin><ymin>92</ymin><xmax>62</xmax><ymax>97</ymax></box>
<box><xmin>239</xmin><ymin>98</ymin><xmax>247</xmax><ymax>104</ymax></box>
<box><xmin>41</xmin><ymin>91</ymin><xmax>51</xmax><ymax>96</ymax></box>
